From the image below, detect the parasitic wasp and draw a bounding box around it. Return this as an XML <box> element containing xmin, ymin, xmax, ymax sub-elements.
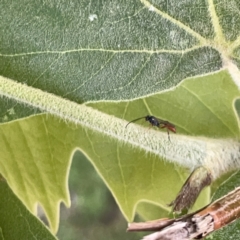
<box><xmin>125</xmin><ymin>115</ymin><xmax>176</xmax><ymax>141</ymax></box>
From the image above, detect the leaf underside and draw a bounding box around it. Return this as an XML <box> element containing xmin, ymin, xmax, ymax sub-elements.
<box><xmin>0</xmin><ymin>179</ymin><xmax>56</xmax><ymax>239</ymax></box>
<box><xmin>0</xmin><ymin>0</ymin><xmax>240</xmax><ymax>237</ymax></box>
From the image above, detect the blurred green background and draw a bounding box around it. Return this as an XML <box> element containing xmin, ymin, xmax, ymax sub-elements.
<box><xmin>50</xmin><ymin>151</ymin><xmax>145</xmax><ymax>240</ymax></box>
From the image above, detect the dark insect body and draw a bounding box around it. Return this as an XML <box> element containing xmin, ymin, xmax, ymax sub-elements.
<box><xmin>125</xmin><ymin>115</ymin><xmax>176</xmax><ymax>141</ymax></box>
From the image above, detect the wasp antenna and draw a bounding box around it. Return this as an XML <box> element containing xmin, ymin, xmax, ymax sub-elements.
<box><xmin>167</xmin><ymin>130</ymin><xmax>171</xmax><ymax>142</ymax></box>
<box><xmin>125</xmin><ymin>116</ymin><xmax>146</xmax><ymax>128</ymax></box>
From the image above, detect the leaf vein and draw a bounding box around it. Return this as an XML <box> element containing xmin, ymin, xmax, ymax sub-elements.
<box><xmin>140</xmin><ymin>0</ymin><xmax>207</xmax><ymax>44</ymax></box>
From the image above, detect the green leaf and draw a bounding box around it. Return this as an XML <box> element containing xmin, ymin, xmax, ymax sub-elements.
<box><xmin>90</xmin><ymin>70</ymin><xmax>240</xmax><ymax>138</ymax></box>
<box><xmin>0</xmin><ymin>113</ymin><xmax>190</xmax><ymax>230</ymax></box>
<box><xmin>0</xmin><ymin>0</ymin><xmax>240</xmax><ymax>238</ymax></box>
<box><xmin>0</xmin><ymin>0</ymin><xmax>224</xmax><ymax>102</ymax></box>
<box><xmin>0</xmin><ymin>179</ymin><xmax>56</xmax><ymax>240</ymax></box>
<box><xmin>0</xmin><ymin>115</ymin><xmax>72</xmax><ymax>233</ymax></box>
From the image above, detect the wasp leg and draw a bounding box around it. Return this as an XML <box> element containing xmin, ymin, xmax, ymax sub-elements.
<box><xmin>160</xmin><ymin>125</ymin><xmax>171</xmax><ymax>141</ymax></box>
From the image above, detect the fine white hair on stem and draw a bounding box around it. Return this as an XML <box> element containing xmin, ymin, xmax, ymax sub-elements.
<box><xmin>0</xmin><ymin>75</ymin><xmax>240</xmax><ymax>180</ymax></box>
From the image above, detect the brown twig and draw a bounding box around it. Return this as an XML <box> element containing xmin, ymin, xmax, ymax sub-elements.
<box><xmin>128</xmin><ymin>187</ymin><xmax>240</xmax><ymax>239</ymax></box>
